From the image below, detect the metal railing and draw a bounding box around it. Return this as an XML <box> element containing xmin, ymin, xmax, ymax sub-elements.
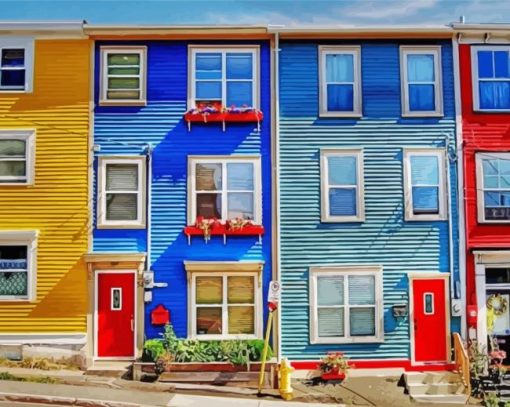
<box><xmin>453</xmin><ymin>332</ymin><xmax>471</xmax><ymax>396</ymax></box>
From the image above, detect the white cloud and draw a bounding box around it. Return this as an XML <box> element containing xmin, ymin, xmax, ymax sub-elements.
<box><xmin>344</xmin><ymin>0</ymin><xmax>439</xmax><ymax>20</ymax></box>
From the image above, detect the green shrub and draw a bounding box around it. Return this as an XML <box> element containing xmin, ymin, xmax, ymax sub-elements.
<box><xmin>143</xmin><ymin>339</ymin><xmax>165</xmax><ymax>362</ymax></box>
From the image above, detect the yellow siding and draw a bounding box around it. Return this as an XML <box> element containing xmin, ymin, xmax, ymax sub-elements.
<box><xmin>0</xmin><ymin>39</ymin><xmax>90</xmax><ymax>333</ymax></box>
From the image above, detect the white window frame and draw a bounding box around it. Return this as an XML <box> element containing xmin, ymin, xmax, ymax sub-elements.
<box><xmin>0</xmin><ymin>130</ymin><xmax>35</xmax><ymax>186</ymax></box>
<box><xmin>111</xmin><ymin>287</ymin><xmax>122</xmax><ymax>311</ymax></box>
<box><xmin>97</xmin><ymin>156</ymin><xmax>146</xmax><ymax>229</ymax></box>
<box><xmin>400</xmin><ymin>46</ymin><xmax>443</xmax><ymax>117</ymax></box>
<box><xmin>188</xmin><ymin>46</ymin><xmax>260</xmax><ymax>110</ymax></box>
<box><xmin>310</xmin><ymin>264</ymin><xmax>384</xmax><ymax>344</ymax></box>
<box><xmin>0</xmin><ymin>230</ymin><xmax>38</xmax><ymax>302</ymax></box>
<box><xmin>99</xmin><ymin>46</ymin><xmax>147</xmax><ymax>106</ymax></box>
<box><xmin>320</xmin><ymin>148</ymin><xmax>365</xmax><ymax>223</ymax></box>
<box><xmin>190</xmin><ymin>271</ymin><xmax>262</xmax><ymax>340</ymax></box>
<box><xmin>319</xmin><ymin>46</ymin><xmax>362</xmax><ymax>117</ymax></box>
<box><xmin>471</xmin><ymin>46</ymin><xmax>510</xmax><ymax>112</ymax></box>
<box><xmin>0</xmin><ymin>37</ymin><xmax>34</xmax><ymax>93</ymax></box>
<box><xmin>476</xmin><ymin>152</ymin><xmax>510</xmax><ymax>223</ymax></box>
<box><xmin>423</xmin><ymin>292</ymin><xmax>434</xmax><ymax>315</ymax></box>
<box><xmin>188</xmin><ymin>155</ymin><xmax>262</xmax><ymax>224</ymax></box>
<box><xmin>403</xmin><ymin>148</ymin><xmax>447</xmax><ymax>221</ymax></box>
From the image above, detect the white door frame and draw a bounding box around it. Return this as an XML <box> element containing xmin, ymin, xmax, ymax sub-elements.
<box><xmin>409</xmin><ymin>273</ymin><xmax>451</xmax><ymax>365</ymax></box>
<box><xmin>94</xmin><ymin>269</ymin><xmax>137</xmax><ymax>360</ymax></box>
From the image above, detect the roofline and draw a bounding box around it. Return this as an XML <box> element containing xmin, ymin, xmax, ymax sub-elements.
<box><xmin>0</xmin><ymin>21</ymin><xmax>85</xmax><ymax>37</ymax></box>
<box><xmin>452</xmin><ymin>23</ymin><xmax>510</xmax><ymax>31</ymax></box>
<box><xmin>84</xmin><ymin>24</ymin><xmax>269</xmax><ymax>36</ymax></box>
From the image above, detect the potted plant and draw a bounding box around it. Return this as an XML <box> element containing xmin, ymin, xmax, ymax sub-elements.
<box><xmin>319</xmin><ymin>351</ymin><xmax>349</xmax><ymax>382</ymax></box>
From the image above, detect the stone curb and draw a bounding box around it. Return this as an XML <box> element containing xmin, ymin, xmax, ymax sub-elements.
<box><xmin>0</xmin><ymin>391</ymin><xmax>157</xmax><ymax>407</ymax></box>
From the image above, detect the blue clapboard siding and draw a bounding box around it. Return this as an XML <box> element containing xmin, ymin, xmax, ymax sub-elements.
<box><xmin>279</xmin><ymin>40</ymin><xmax>459</xmax><ymax>360</ymax></box>
<box><xmin>92</xmin><ymin>40</ymin><xmax>272</xmax><ymax>339</ymax></box>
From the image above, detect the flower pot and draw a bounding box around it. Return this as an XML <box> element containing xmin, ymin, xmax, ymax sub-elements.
<box><xmin>321</xmin><ymin>370</ymin><xmax>346</xmax><ymax>381</ymax></box>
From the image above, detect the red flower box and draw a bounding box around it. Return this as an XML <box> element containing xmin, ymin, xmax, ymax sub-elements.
<box><xmin>183</xmin><ymin>112</ymin><xmax>225</xmax><ymax>123</ymax></box>
<box><xmin>183</xmin><ymin>224</ymin><xmax>264</xmax><ymax>244</ymax></box>
<box><xmin>224</xmin><ymin>225</ymin><xmax>264</xmax><ymax>236</ymax></box>
<box><xmin>224</xmin><ymin>111</ymin><xmax>263</xmax><ymax>123</ymax></box>
<box><xmin>321</xmin><ymin>371</ymin><xmax>346</xmax><ymax>381</ymax></box>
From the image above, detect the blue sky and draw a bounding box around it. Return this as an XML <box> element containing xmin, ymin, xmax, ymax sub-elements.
<box><xmin>0</xmin><ymin>0</ymin><xmax>509</xmax><ymax>26</ymax></box>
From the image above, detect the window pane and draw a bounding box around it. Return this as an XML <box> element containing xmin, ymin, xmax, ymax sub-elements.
<box><xmin>0</xmin><ymin>246</ymin><xmax>27</xmax><ymax>270</ymax></box>
<box><xmin>196</xmin><ymin>81</ymin><xmax>222</xmax><ymax>100</ymax></box>
<box><xmin>107</xmin><ymin>90</ymin><xmax>140</xmax><ymax>100</ymax></box>
<box><xmin>108</xmin><ymin>67</ymin><xmax>140</xmax><ymax>75</ymax></box>
<box><xmin>500</xmin><ymin>159</ymin><xmax>510</xmax><ymax>174</ymax></box>
<box><xmin>318</xmin><ymin>308</ymin><xmax>344</xmax><ymax>337</ymax></box>
<box><xmin>485</xmin><ymin>191</ymin><xmax>501</xmax><ymax>207</ymax></box>
<box><xmin>107</xmin><ymin>54</ymin><xmax>140</xmax><ymax>66</ymax></box>
<box><xmin>228</xmin><ymin>306</ymin><xmax>254</xmax><ymax>334</ymax></box>
<box><xmin>0</xmin><ymin>140</ymin><xmax>25</xmax><ymax>156</ymax></box>
<box><xmin>227</xmin><ymin>163</ymin><xmax>254</xmax><ymax>190</ymax></box>
<box><xmin>486</xmin><ymin>268</ymin><xmax>510</xmax><ymax>284</ymax></box>
<box><xmin>226</xmin><ymin>53</ymin><xmax>252</xmax><ymax>80</ymax></box>
<box><xmin>327</xmin><ymin>84</ymin><xmax>354</xmax><ymax>111</ymax></box>
<box><xmin>328</xmin><ymin>156</ymin><xmax>357</xmax><ymax>185</ymax></box>
<box><xmin>326</xmin><ymin>54</ymin><xmax>354</xmax><ymax>82</ymax></box>
<box><xmin>196</xmin><ymin>276</ymin><xmax>222</xmax><ymax>304</ymax></box>
<box><xmin>1</xmin><ymin>49</ymin><xmax>24</xmax><ymax>67</ymax></box>
<box><xmin>226</xmin><ymin>81</ymin><xmax>253</xmax><ymax>107</ymax></box>
<box><xmin>410</xmin><ymin>155</ymin><xmax>439</xmax><ymax>185</ymax></box>
<box><xmin>195</xmin><ymin>53</ymin><xmax>222</xmax><ymax>80</ymax></box>
<box><xmin>106</xmin><ymin>164</ymin><xmax>138</xmax><ymax>191</ymax></box>
<box><xmin>106</xmin><ymin>193</ymin><xmax>137</xmax><ymax>220</ymax></box>
<box><xmin>228</xmin><ymin>276</ymin><xmax>254</xmax><ymax>304</ymax></box>
<box><xmin>227</xmin><ymin>192</ymin><xmax>254</xmax><ymax>219</ymax></box>
<box><xmin>484</xmin><ymin>175</ymin><xmax>499</xmax><ymax>189</ymax></box>
<box><xmin>108</xmin><ymin>77</ymin><xmax>139</xmax><ymax>90</ymax></box>
<box><xmin>350</xmin><ymin>308</ymin><xmax>375</xmax><ymax>336</ymax></box>
<box><xmin>483</xmin><ymin>158</ymin><xmax>499</xmax><ymax>176</ymax></box>
<box><xmin>412</xmin><ymin>186</ymin><xmax>439</xmax><ymax>213</ymax></box>
<box><xmin>409</xmin><ymin>84</ymin><xmax>435</xmax><ymax>111</ymax></box>
<box><xmin>348</xmin><ymin>275</ymin><xmax>375</xmax><ymax>305</ymax></box>
<box><xmin>407</xmin><ymin>54</ymin><xmax>434</xmax><ymax>82</ymax></box>
<box><xmin>478</xmin><ymin>51</ymin><xmax>494</xmax><ymax>78</ymax></box>
<box><xmin>196</xmin><ymin>307</ymin><xmax>222</xmax><ymax>335</ymax></box>
<box><xmin>480</xmin><ymin>81</ymin><xmax>510</xmax><ymax>110</ymax></box>
<box><xmin>329</xmin><ymin>188</ymin><xmax>357</xmax><ymax>217</ymax></box>
<box><xmin>317</xmin><ymin>276</ymin><xmax>344</xmax><ymax>306</ymax></box>
<box><xmin>1</xmin><ymin>70</ymin><xmax>25</xmax><ymax>88</ymax></box>
<box><xmin>0</xmin><ymin>272</ymin><xmax>27</xmax><ymax>296</ymax></box>
<box><xmin>495</xmin><ymin>51</ymin><xmax>510</xmax><ymax>78</ymax></box>
<box><xmin>196</xmin><ymin>164</ymin><xmax>222</xmax><ymax>190</ymax></box>
<box><xmin>196</xmin><ymin>193</ymin><xmax>221</xmax><ymax>219</ymax></box>
<box><xmin>0</xmin><ymin>161</ymin><xmax>25</xmax><ymax>177</ymax></box>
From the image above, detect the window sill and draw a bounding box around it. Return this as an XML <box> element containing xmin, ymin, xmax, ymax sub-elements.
<box><xmin>321</xmin><ymin>216</ymin><xmax>365</xmax><ymax>223</ymax></box>
<box><xmin>98</xmin><ymin>100</ymin><xmax>147</xmax><ymax>107</ymax></box>
<box><xmin>478</xmin><ymin>219</ymin><xmax>510</xmax><ymax>224</ymax></box>
<box><xmin>0</xmin><ymin>182</ymin><xmax>33</xmax><ymax>186</ymax></box>
<box><xmin>405</xmin><ymin>216</ymin><xmax>447</xmax><ymax>222</ymax></box>
<box><xmin>473</xmin><ymin>109</ymin><xmax>510</xmax><ymax>113</ymax></box>
<box><xmin>97</xmin><ymin>223</ymin><xmax>146</xmax><ymax>230</ymax></box>
<box><xmin>401</xmin><ymin>112</ymin><xmax>444</xmax><ymax>118</ymax></box>
<box><xmin>183</xmin><ymin>224</ymin><xmax>264</xmax><ymax>245</ymax></box>
<box><xmin>311</xmin><ymin>337</ymin><xmax>384</xmax><ymax>345</ymax></box>
<box><xmin>183</xmin><ymin>110</ymin><xmax>263</xmax><ymax>132</ymax></box>
<box><xmin>188</xmin><ymin>334</ymin><xmax>260</xmax><ymax>340</ymax></box>
<box><xmin>319</xmin><ymin>112</ymin><xmax>362</xmax><ymax>119</ymax></box>
<box><xmin>0</xmin><ymin>90</ymin><xmax>31</xmax><ymax>94</ymax></box>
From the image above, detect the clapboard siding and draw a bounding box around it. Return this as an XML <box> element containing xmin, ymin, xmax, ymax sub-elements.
<box><xmin>279</xmin><ymin>40</ymin><xmax>459</xmax><ymax>360</ymax></box>
<box><xmin>0</xmin><ymin>39</ymin><xmax>90</xmax><ymax>333</ymax></box>
<box><xmin>93</xmin><ymin>41</ymin><xmax>272</xmax><ymax>339</ymax></box>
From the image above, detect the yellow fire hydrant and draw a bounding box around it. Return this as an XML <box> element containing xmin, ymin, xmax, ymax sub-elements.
<box><xmin>279</xmin><ymin>357</ymin><xmax>294</xmax><ymax>401</ymax></box>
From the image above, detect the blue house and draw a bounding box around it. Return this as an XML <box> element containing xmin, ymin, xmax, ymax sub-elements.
<box><xmin>275</xmin><ymin>28</ymin><xmax>461</xmax><ymax>368</ymax></box>
<box><xmin>85</xmin><ymin>27</ymin><xmax>273</xmax><ymax>360</ymax></box>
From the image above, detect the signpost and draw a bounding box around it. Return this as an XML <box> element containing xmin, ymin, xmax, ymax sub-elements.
<box><xmin>258</xmin><ymin>281</ymin><xmax>281</xmax><ymax>395</ymax></box>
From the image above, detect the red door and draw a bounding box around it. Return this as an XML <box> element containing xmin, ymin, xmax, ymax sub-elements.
<box><xmin>412</xmin><ymin>278</ymin><xmax>448</xmax><ymax>363</ymax></box>
<box><xmin>97</xmin><ymin>272</ymin><xmax>135</xmax><ymax>358</ymax></box>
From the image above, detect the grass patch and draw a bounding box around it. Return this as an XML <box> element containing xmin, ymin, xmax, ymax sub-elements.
<box><xmin>0</xmin><ymin>357</ymin><xmax>79</xmax><ymax>371</ymax></box>
<box><xmin>0</xmin><ymin>371</ymin><xmax>59</xmax><ymax>384</ymax></box>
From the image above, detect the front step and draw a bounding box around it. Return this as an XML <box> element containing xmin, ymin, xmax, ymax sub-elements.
<box><xmin>402</xmin><ymin>372</ymin><xmax>469</xmax><ymax>404</ymax></box>
<box><xmin>86</xmin><ymin>361</ymin><xmax>132</xmax><ymax>378</ymax></box>
<box><xmin>406</xmin><ymin>382</ymin><xmax>464</xmax><ymax>396</ymax></box>
<box><xmin>411</xmin><ymin>394</ymin><xmax>470</xmax><ymax>404</ymax></box>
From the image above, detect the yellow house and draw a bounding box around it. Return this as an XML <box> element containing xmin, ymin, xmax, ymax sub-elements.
<box><xmin>0</xmin><ymin>22</ymin><xmax>91</xmax><ymax>364</ymax></box>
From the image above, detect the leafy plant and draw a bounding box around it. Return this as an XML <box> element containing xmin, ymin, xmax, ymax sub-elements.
<box><xmin>143</xmin><ymin>339</ymin><xmax>165</xmax><ymax>362</ymax></box>
<box><xmin>484</xmin><ymin>392</ymin><xmax>500</xmax><ymax>407</ymax></box>
<box><xmin>319</xmin><ymin>351</ymin><xmax>350</xmax><ymax>374</ymax></box>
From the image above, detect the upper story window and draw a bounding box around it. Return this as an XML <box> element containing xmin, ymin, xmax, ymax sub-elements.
<box><xmin>100</xmin><ymin>46</ymin><xmax>147</xmax><ymax>105</ymax></box>
<box><xmin>0</xmin><ymin>38</ymin><xmax>34</xmax><ymax>92</ymax></box>
<box><xmin>319</xmin><ymin>46</ymin><xmax>362</xmax><ymax>117</ymax></box>
<box><xmin>189</xmin><ymin>47</ymin><xmax>259</xmax><ymax>109</ymax></box>
<box><xmin>403</xmin><ymin>149</ymin><xmax>447</xmax><ymax>221</ymax></box>
<box><xmin>188</xmin><ymin>156</ymin><xmax>261</xmax><ymax>224</ymax></box>
<box><xmin>472</xmin><ymin>47</ymin><xmax>510</xmax><ymax>111</ymax></box>
<box><xmin>320</xmin><ymin>149</ymin><xmax>364</xmax><ymax>222</ymax></box>
<box><xmin>0</xmin><ymin>130</ymin><xmax>35</xmax><ymax>185</ymax></box>
<box><xmin>97</xmin><ymin>156</ymin><xmax>146</xmax><ymax>229</ymax></box>
<box><xmin>400</xmin><ymin>46</ymin><xmax>443</xmax><ymax>117</ymax></box>
<box><xmin>476</xmin><ymin>152</ymin><xmax>510</xmax><ymax>223</ymax></box>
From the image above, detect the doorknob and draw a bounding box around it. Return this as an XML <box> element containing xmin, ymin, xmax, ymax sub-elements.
<box><xmin>131</xmin><ymin>318</ymin><xmax>134</xmax><ymax>332</ymax></box>
<box><xmin>414</xmin><ymin>319</ymin><xmax>417</xmax><ymax>330</ymax></box>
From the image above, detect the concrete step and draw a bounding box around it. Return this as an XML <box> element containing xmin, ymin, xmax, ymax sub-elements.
<box><xmin>86</xmin><ymin>361</ymin><xmax>132</xmax><ymax>378</ymax></box>
<box><xmin>406</xmin><ymin>382</ymin><xmax>465</xmax><ymax>396</ymax></box>
<box><xmin>403</xmin><ymin>371</ymin><xmax>461</xmax><ymax>385</ymax></box>
<box><xmin>410</xmin><ymin>394</ymin><xmax>470</xmax><ymax>404</ymax></box>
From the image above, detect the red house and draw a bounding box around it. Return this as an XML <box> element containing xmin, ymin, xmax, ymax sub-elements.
<box><xmin>456</xmin><ymin>24</ymin><xmax>510</xmax><ymax>360</ymax></box>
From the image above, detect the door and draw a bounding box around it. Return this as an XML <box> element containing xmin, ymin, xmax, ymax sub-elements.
<box><xmin>97</xmin><ymin>272</ymin><xmax>135</xmax><ymax>358</ymax></box>
<box><xmin>412</xmin><ymin>278</ymin><xmax>448</xmax><ymax>363</ymax></box>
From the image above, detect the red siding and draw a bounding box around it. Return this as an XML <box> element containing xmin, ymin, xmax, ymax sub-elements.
<box><xmin>460</xmin><ymin>44</ymin><xmax>510</xmax><ymax>308</ymax></box>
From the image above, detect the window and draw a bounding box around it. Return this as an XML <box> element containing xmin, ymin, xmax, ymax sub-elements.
<box><xmin>476</xmin><ymin>152</ymin><xmax>510</xmax><ymax>223</ymax></box>
<box><xmin>310</xmin><ymin>265</ymin><xmax>383</xmax><ymax>344</ymax></box>
<box><xmin>191</xmin><ymin>272</ymin><xmax>261</xmax><ymax>339</ymax></box>
<box><xmin>188</xmin><ymin>156</ymin><xmax>261</xmax><ymax>224</ymax></box>
<box><xmin>100</xmin><ymin>46</ymin><xmax>147</xmax><ymax>105</ymax></box>
<box><xmin>0</xmin><ymin>130</ymin><xmax>35</xmax><ymax>185</ymax></box>
<box><xmin>400</xmin><ymin>46</ymin><xmax>442</xmax><ymax>116</ymax></box>
<box><xmin>319</xmin><ymin>46</ymin><xmax>362</xmax><ymax>116</ymax></box>
<box><xmin>189</xmin><ymin>47</ymin><xmax>259</xmax><ymax>109</ymax></box>
<box><xmin>0</xmin><ymin>38</ymin><xmax>34</xmax><ymax>92</ymax></box>
<box><xmin>404</xmin><ymin>149</ymin><xmax>447</xmax><ymax>221</ymax></box>
<box><xmin>97</xmin><ymin>157</ymin><xmax>146</xmax><ymax>228</ymax></box>
<box><xmin>0</xmin><ymin>231</ymin><xmax>37</xmax><ymax>301</ymax></box>
<box><xmin>320</xmin><ymin>149</ymin><xmax>364</xmax><ymax>222</ymax></box>
<box><xmin>472</xmin><ymin>47</ymin><xmax>510</xmax><ymax>111</ymax></box>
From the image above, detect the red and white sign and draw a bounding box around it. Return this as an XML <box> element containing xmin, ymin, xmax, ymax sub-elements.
<box><xmin>267</xmin><ymin>281</ymin><xmax>281</xmax><ymax>311</ymax></box>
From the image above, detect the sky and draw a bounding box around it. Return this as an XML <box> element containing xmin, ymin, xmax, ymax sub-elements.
<box><xmin>0</xmin><ymin>0</ymin><xmax>509</xmax><ymax>26</ymax></box>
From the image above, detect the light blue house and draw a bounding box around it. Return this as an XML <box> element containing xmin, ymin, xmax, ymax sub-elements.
<box><xmin>276</xmin><ymin>28</ymin><xmax>460</xmax><ymax>368</ymax></box>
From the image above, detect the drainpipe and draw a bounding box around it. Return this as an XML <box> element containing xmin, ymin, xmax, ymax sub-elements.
<box><xmin>146</xmin><ymin>143</ymin><xmax>153</xmax><ymax>272</ymax></box>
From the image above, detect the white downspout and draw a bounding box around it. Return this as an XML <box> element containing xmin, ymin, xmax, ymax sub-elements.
<box><xmin>146</xmin><ymin>143</ymin><xmax>153</xmax><ymax>272</ymax></box>
<box><xmin>452</xmin><ymin>33</ymin><xmax>467</xmax><ymax>338</ymax></box>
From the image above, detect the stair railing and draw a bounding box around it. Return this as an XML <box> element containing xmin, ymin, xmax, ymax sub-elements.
<box><xmin>453</xmin><ymin>332</ymin><xmax>471</xmax><ymax>396</ymax></box>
